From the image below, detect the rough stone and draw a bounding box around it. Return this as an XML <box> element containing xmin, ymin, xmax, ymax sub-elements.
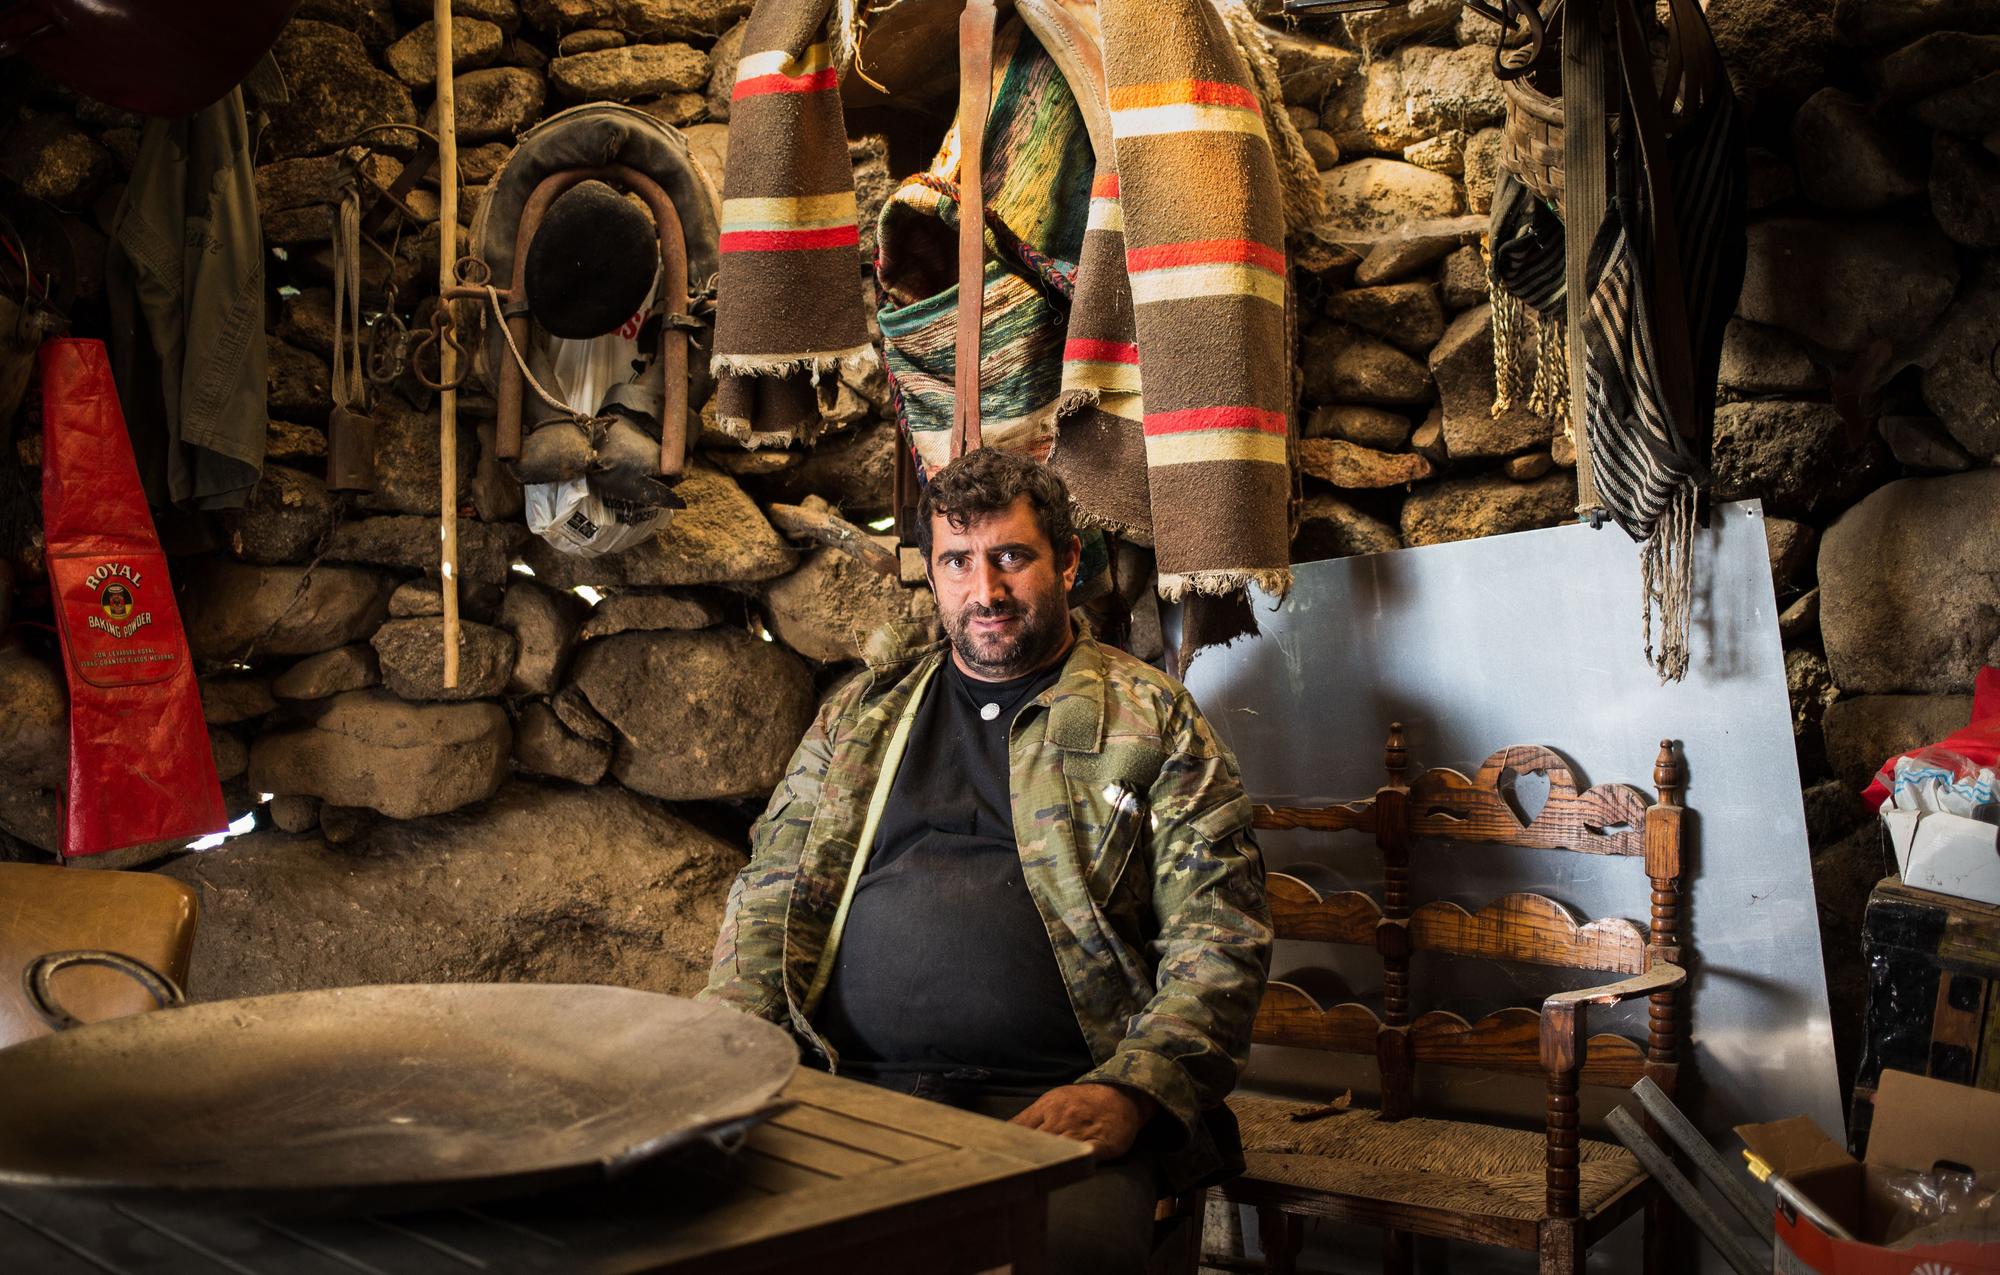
<box><xmin>1398</xmin><ymin>44</ymin><xmax>1507</xmax><ymax>137</ymax></box>
<box><xmin>520</xmin><ymin>465</ymin><xmax>793</xmax><ymax>589</ymax></box>
<box><xmin>161</xmin><ymin>782</ymin><xmax>744</xmax><ymax>1000</ymax></box>
<box><xmin>0</xmin><ymin>116</ymin><xmax>113</xmax><ymax>207</ymax></box>
<box><xmin>442</xmin><ymin>67</ymin><xmax>546</xmax><ymax>144</ymax></box>
<box><xmin>386</xmin><ymin>18</ymin><xmax>504</xmax><ymax>88</ymax></box>
<box><xmin>1737</xmin><ymin>216</ymin><xmax>1959</xmax><ymax>354</ymax></box>
<box><xmin>1298</xmin><ymin>438</ymin><xmax>1434</xmax><ymax>489</ymax></box>
<box><xmin>634</xmin><ymin>93</ymin><xmax>706</xmax><ymax>128</ymax></box>
<box><xmin>1879</xmin><ymin>415</ymin><xmax>1973</xmax><ymax>471</ymax></box>
<box><xmin>0</xmin><ymin>647</ymin><xmax>67</xmax><ymax>852</ymax></box>
<box><xmin>201</xmin><ymin>675</ymin><xmax>277</xmax><ymax>726</ymax></box>
<box><xmin>1324</xmin><ymin>283</ymin><xmax>1446</xmax><ymax>353</ymax></box>
<box><xmin>1930</xmin><ymin>133</ymin><xmax>2000</xmax><ymax>246</ymax></box>
<box><xmin>1711</xmin><ymin>0</ymin><xmax>1837</xmax><ymax>99</ymax></box>
<box><xmin>497</xmin><ymin>579</ymin><xmax>586</xmax><ymax>696</ymax></box>
<box><xmin>682</xmin><ymin>123</ymin><xmax>728</xmax><ymax>193</ymax></box>
<box><xmin>1321</xmin><ymin>159</ymin><xmax>1463</xmax><ymax>241</ymax></box>
<box><xmin>521</xmin><ymin>0</ymin><xmax>613</xmax><ymax>26</ymax></box>
<box><xmin>1402</xmin><ymin>130</ymin><xmax>1465</xmax><ymax>176</ymax></box>
<box><xmin>764</xmin><ymin>547</ymin><xmax>935</xmax><ymax>665</ymax></box>
<box><xmin>1431</xmin><ymin>305</ymin><xmax>1556</xmax><ymax>460</ymax></box>
<box><xmin>457</xmin><ymin>142</ymin><xmax>514</xmax><ymax>185</ymax></box>
<box><xmin>1439</xmin><ymin>245</ymin><xmax>1486</xmax><ymax>310</ymax></box>
<box><xmin>1300</xmin><ymin>128</ymin><xmax>1342</xmax><ymax>171</ymax></box>
<box><xmin>267</xmin><ymin>341</ymin><xmax>331</xmax><ymax>421</ymax></box>
<box><xmin>1549</xmin><ymin>427</ymin><xmax>1575</xmax><ymax>468</ymax></box>
<box><xmin>1765</xmin><ymin>516</ymin><xmax>1818</xmax><ymax>593</ymax></box>
<box><xmin>359</xmin><ymin>400</ymin><xmax>478</xmax><ymax>517</ymax></box>
<box><xmin>1292</xmin><ymin>231</ymin><xmax>1362</xmax><ymax>289</ymax></box>
<box><xmin>389</xmin><ymin>579</ymin><xmax>448</xmax><ymax>617</ymax></box>
<box><xmin>704</xmin><ymin>20</ymin><xmax>746</xmax><ymax>122</ymax></box>
<box><xmin>1504</xmin><ymin>452</ymin><xmax>1553</xmax><ymax>481</ymax></box>
<box><xmin>613</xmin><ymin>0</ymin><xmax>748</xmax><ymax>37</ymax></box>
<box><xmin>1353</xmin><ymin>216</ymin><xmax>1486</xmax><ymax>285</ymax></box>
<box><xmin>275</xmin><ymin>289</ymin><xmax>336</xmax><ymax>359</ymax></box>
<box><xmin>1302</xmin><ymin>323</ymin><xmax>1434</xmax><ymax>407</ymax></box>
<box><xmin>850</xmin><ymin>134</ymin><xmax>894</xmax><ymax>268</ymax></box>
<box><xmin>1401</xmin><ymin>471</ymin><xmax>1577</xmax><ymax>546</ymax></box>
<box><xmin>1819</xmin><ymin>470</ymin><xmax>2000</xmax><ymax>695</ymax></box>
<box><xmin>1837</xmin><ymin>0</ymin><xmax>2000</xmax><ymax>48</ymax></box>
<box><xmin>1822</xmin><ymin>694</ymin><xmax>1974</xmax><ymax>794</ymax></box>
<box><xmin>1711</xmin><ymin>400</ymin><xmax>1881</xmax><ymax>517</ymax></box>
<box><xmin>229</xmin><ymin>467</ymin><xmax>336</xmax><ymax>566</ymax></box>
<box><xmin>1781</xmin><ymin>586</ymin><xmax>1822</xmax><ymax>646</ymax></box>
<box><xmin>266</xmin><ymin>22</ymin><xmax>417</xmax><ymax>160</ymax></box>
<box><xmin>326</xmin><ymin>517</ymin><xmax>525</xmax><ymax>589</ymax></box>
<box><xmin>210</xmin><ymin>728</ymin><xmax>249</xmax><ymax>784</ymax></box>
<box><xmin>551</xmin><ymin>683</ymin><xmax>615</xmax><ymax>744</ymax></box>
<box><xmin>1922</xmin><ymin>258</ymin><xmax>2000</xmax><ymax>458</ymax></box>
<box><xmin>1718</xmin><ymin>319</ymin><xmax>1828</xmax><ymax>396</ymax></box>
<box><xmin>547</xmin><ymin>43</ymin><xmax>708</xmax><ymax>100</ymax></box>
<box><xmin>1789</xmin><ymin>648</ymin><xmax>1840</xmax><ymax>735</ymax></box>
<box><xmin>183</xmin><ymin>563</ymin><xmax>395</xmax><ymax>661</ymax></box>
<box><xmin>298</xmin><ymin>0</ymin><xmax>398</xmax><ymax>48</ymax></box>
<box><xmin>1793</xmin><ymin>88</ymin><xmax>1924</xmax><ymax>209</ymax></box>
<box><xmin>315</xmin><ymin>804</ymin><xmax>374</xmax><ymax>845</ymax></box>
<box><xmin>1746</xmin><ymin>147</ymin><xmax>1799</xmax><ymax>210</ymax></box>
<box><xmin>263</xmin><ymin>206</ymin><xmax>336</xmax><ymax>246</ymax></box>
<box><xmin>579</xmin><ymin>589</ymin><xmax>729</xmax><ymax>638</ymax></box>
<box><xmin>267</xmin><ymin>795</ymin><xmax>321</xmax><ymax>835</ymax></box>
<box><xmin>248</xmin><ymin>690</ymin><xmax>509</xmax><ymax>819</ymax></box>
<box><xmin>1456</xmin><ymin>127</ymin><xmax>1504</xmax><ymax>214</ymax></box>
<box><xmin>572</xmin><ymin>628</ymin><xmax>815</xmax><ymax>801</ymax></box>
<box><xmin>273</xmin><ymin>645</ymin><xmax>382</xmax><ymax>701</ymax></box>
<box><xmin>1270</xmin><ymin>29</ymin><xmax>1359</xmax><ymax>109</ymax></box>
<box><xmin>1303</xmin><ymin>404</ymin><xmax>1413</xmax><ymax>450</ymax></box>
<box><xmin>558</xmin><ymin>28</ymin><xmax>625</xmax><ymax>52</ymax></box>
<box><xmin>1292</xmin><ymin>494</ymin><xmax>1403</xmax><ymax>563</ymax></box>
<box><xmin>512</xmin><ymin>701</ymin><xmax>611</xmax><ymax>785</ymax></box>
<box><xmin>1320</xmin><ymin>54</ymin><xmax>1425</xmax><ymax>157</ymax></box>
<box><xmin>1803</xmin><ymin>777</ymin><xmax>1864</xmax><ymax>852</ymax></box>
<box><xmin>1877</xmin><ymin>30</ymin><xmax>2000</xmax><ymax>99</ymax></box>
<box><xmin>1344</xmin><ymin>0</ymin><xmax>1459</xmax><ymax>47</ymax></box>
<box><xmin>371</xmin><ymin>618</ymin><xmax>517</xmax><ymax>701</ymax></box>
<box><xmin>741</xmin><ymin>421</ymin><xmax>895</xmax><ymax>519</ymax></box>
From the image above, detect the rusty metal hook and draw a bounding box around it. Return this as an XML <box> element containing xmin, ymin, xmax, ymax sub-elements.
<box><xmin>410</xmin><ymin>308</ymin><xmax>469</xmax><ymax>391</ymax></box>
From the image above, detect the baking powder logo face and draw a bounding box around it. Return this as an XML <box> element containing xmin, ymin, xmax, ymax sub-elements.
<box><xmin>86</xmin><ymin>562</ymin><xmax>152</xmax><ymax>639</ymax></box>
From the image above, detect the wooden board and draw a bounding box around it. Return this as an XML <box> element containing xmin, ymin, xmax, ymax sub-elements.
<box><xmin>1409</xmin><ymin>894</ymin><xmax>1648</xmax><ymax>975</ymax></box>
<box><xmin>1407</xmin><ymin>746</ymin><xmax>1651</xmax><ymax>857</ymax></box>
<box><xmin>1266</xmin><ymin>874</ymin><xmax>1381</xmax><ymax>946</ymax></box>
<box><xmin>1252</xmin><ymin>982</ymin><xmax>1383</xmax><ymax>1054</ymax></box>
<box><xmin>1409</xmin><ymin>1008</ymin><xmax>1647</xmax><ymax>1088</ymax></box>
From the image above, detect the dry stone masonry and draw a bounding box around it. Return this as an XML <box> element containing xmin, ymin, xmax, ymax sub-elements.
<box><xmin>0</xmin><ymin>0</ymin><xmax>1993</xmax><ymax>1033</ymax></box>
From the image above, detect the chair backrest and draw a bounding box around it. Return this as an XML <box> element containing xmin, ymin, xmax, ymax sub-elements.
<box><xmin>0</xmin><ymin>862</ymin><xmax>198</xmax><ymax>1048</ymax></box>
<box><xmin>1251</xmin><ymin>725</ymin><xmax>1687</xmax><ymax>1119</ymax></box>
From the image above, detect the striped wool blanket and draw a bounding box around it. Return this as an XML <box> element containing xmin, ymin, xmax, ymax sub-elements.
<box><xmin>711</xmin><ymin>0</ymin><xmax>1322</xmax><ymax>605</ymax></box>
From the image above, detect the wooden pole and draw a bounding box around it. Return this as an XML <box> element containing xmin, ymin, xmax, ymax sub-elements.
<box><xmin>434</xmin><ymin>0</ymin><xmax>461</xmax><ymax>688</ymax></box>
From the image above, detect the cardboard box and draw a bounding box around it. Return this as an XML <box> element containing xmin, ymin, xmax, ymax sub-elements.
<box><xmin>1738</xmin><ymin>1071</ymin><xmax>2000</xmax><ymax>1273</ymax></box>
<box><xmin>1881</xmin><ymin>809</ymin><xmax>2000</xmax><ymax>907</ymax></box>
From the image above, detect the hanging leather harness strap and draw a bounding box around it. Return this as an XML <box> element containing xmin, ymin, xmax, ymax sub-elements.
<box><xmin>952</xmin><ymin>0</ymin><xmax>1002</xmax><ymax>460</ymax></box>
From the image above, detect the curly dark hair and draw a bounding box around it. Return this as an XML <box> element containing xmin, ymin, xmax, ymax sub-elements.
<box><xmin>916</xmin><ymin>448</ymin><xmax>1077</xmax><ymax>562</ymax></box>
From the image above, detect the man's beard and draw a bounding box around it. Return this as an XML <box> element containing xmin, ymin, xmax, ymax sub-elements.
<box><xmin>941</xmin><ymin>590</ymin><xmax>1070</xmax><ymax>678</ymax></box>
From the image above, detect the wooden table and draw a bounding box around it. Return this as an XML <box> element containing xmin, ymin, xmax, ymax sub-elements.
<box><xmin>0</xmin><ymin>1069</ymin><xmax>1095</xmax><ymax>1274</ymax></box>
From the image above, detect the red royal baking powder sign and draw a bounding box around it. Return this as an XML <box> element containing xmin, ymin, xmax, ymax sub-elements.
<box><xmin>56</xmin><ymin>554</ymin><xmax>180</xmax><ymax>684</ymax></box>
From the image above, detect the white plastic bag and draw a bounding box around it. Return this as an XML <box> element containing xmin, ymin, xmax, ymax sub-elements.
<box><xmin>524</xmin><ymin>478</ymin><xmax>668</xmax><ymax>558</ymax></box>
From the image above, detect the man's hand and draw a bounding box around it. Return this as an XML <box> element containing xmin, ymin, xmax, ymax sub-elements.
<box><xmin>1009</xmin><ymin>1083</ymin><xmax>1156</xmax><ymax>1160</ymax></box>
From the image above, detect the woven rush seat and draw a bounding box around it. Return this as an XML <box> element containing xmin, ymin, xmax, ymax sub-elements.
<box><xmin>1229</xmin><ymin>1095</ymin><xmax>1645</xmax><ymax>1224</ymax></box>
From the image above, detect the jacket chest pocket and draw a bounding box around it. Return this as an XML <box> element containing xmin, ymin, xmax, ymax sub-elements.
<box><xmin>1082</xmin><ymin>781</ymin><xmax>1148</xmax><ymax>906</ymax></box>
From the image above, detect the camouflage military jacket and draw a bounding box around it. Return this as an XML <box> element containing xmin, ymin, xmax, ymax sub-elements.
<box><xmin>700</xmin><ymin>625</ymin><xmax>1272</xmax><ymax>1172</ymax></box>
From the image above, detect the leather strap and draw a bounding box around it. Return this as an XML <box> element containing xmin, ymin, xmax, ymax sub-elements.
<box><xmin>953</xmin><ymin>0</ymin><xmax>1002</xmax><ymax>460</ymax></box>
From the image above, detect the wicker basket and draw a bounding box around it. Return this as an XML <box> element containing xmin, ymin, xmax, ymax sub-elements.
<box><xmin>1501</xmin><ymin>74</ymin><xmax>1567</xmax><ymax>209</ymax></box>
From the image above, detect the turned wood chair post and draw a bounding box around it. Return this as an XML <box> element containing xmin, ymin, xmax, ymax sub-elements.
<box><xmin>1375</xmin><ymin>724</ymin><xmax>1413</xmax><ymax>1118</ymax></box>
<box><xmin>1642</xmin><ymin>740</ymin><xmax>1687</xmax><ymax>1275</ymax></box>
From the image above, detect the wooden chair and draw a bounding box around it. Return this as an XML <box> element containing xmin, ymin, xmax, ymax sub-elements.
<box><xmin>0</xmin><ymin>861</ymin><xmax>199</xmax><ymax>1047</ymax></box>
<box><xmin>1220</xmin><ymin>726</ymin><xmax>1688</xmax><ymax>1275</ymax></box>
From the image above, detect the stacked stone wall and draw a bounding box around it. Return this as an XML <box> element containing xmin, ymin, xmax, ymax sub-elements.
<box><xmin>0</xmin><ymin>0</ymin><xmax>1993</xmax><ymax>1061</ymax></box>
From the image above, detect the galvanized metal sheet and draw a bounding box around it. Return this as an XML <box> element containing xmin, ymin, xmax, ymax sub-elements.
<box><xmin>1184</xmin><ymin>500</ymin><xmax>1838</xmax><ymax>1272</ymax></box>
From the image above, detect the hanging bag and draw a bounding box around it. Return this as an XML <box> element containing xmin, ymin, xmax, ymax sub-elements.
<box><xmin>40</xmin><ymin>338</ymin><xmax>224</xmax><ymax>857</ymax></box>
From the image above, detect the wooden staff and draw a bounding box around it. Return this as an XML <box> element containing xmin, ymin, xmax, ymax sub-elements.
<box><xmin>434</xmin><ymin>0</ymin><xmax>461</xmax><ymax>688</ymax></box>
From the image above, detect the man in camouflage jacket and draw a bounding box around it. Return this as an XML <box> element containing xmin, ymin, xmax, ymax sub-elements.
<box><xmin>700</xmin><ymin>451</ymin><xmax>1271</xmax><ymax>1214</ymax></box>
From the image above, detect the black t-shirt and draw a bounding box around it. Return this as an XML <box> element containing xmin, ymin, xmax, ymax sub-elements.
<box><xmin>814</xmin><ymin>655</ymin><xmax>1095</xmax><ymax>1088</ymax></box>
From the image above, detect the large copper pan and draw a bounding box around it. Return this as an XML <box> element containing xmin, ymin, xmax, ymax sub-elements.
<box><xmin>0</xmin><ymin>953</ymin><xmax>796</xmax><ymax>1216</ymax></box>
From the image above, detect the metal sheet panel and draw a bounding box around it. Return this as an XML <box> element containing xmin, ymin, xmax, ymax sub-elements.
<box><xmin>1184</xmin><ymin>500</ymin><xmax>1839</xmax><ymax>1271</ymax></box>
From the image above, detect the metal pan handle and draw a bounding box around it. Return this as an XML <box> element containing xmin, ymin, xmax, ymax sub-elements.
<box><xmin>22</xmin><ymin>950</ymin><xmax>187</xmax><ymax>1032</ymax></box>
